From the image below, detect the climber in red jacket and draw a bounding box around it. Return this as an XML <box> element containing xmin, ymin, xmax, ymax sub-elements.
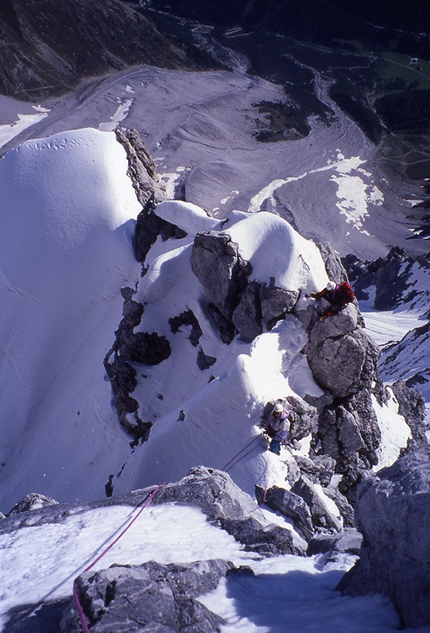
<box><xmin>311</xmin><ymin>280</ymin><xmax>355</xmax><ymax>319</ymax></box>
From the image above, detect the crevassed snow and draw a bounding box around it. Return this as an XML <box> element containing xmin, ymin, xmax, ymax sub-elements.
<box><xmin>0</xmin><ymin>128</ymin><xmax>141</xmax><ymax>511</ymax></box>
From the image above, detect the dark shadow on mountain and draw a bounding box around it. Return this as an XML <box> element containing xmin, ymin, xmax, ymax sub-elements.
<box><xmin>3</xmin><ymin>599</ymin><xmax>70</xmax><ymax>633</ymax></box>
<box><xmin>224</xmin><ymin>567</ymin><xmax>401</xmax><ymax>631</ymax></box>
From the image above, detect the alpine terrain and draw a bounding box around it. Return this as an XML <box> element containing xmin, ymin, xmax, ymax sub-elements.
<box><xmin>0</xmin><ymin>1</ymin><xmax>429</xmax><ymax>632</ymax></box>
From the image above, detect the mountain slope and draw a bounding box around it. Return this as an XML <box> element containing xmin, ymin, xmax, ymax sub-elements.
<box><xmin>0</xmin><ymin>0</ymin><xmax>197</xmax><ymax>101</ymax></box>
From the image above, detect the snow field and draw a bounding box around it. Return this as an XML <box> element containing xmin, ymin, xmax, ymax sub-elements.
<box><xmin>0</xmin><ymin>501</ymin><xmax>413</xmax><ymax>633</ymax></box>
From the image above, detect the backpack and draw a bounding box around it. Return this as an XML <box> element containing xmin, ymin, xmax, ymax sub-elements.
<box><xmin>334</xmin><ymin>281</ymin><xmax>355</xmax><ymax>304</ymax></box>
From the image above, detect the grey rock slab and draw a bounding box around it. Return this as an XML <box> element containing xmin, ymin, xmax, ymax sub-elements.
<box><xmin>342</xmin><ymin>447</ymin><xmax>430</xmax><ymax>629</ymax></box>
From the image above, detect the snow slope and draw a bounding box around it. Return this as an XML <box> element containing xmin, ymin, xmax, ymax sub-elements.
<box><xmin>0</xmin><ymin>128</ymin><xmax>141</xmax><ymax>511</ymax></box>
<box><xmin>113</xmin><ymin>204</ymin><xmax>412</xmax><ymax>498</ymax></box>
<box><xmin>1</xmin><ymin>500</ymin><xmax>415</xmax><ymax>633</ymax></box>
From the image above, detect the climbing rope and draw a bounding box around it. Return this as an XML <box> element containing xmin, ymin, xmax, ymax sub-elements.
<box><xmin>222</xmin><ymin>434</ymin><xmax>266</xmax><ymax>472</ymax></box>
<box><xmin>73</xmin><ymin>481</ymin><xmax>168</xmax><ymax>633</ymax></box>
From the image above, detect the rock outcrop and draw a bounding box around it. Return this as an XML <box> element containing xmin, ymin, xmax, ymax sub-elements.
<box><xmin>340</xmin><ymin>447</ymin><xmax>430</xmax><ymax>629</ymax></box>
<box><xmin>62</xmin><ymin>560</ymin><xmax>234</xmax><ymax>633</ymax></box>
<box><xmin>104</xmin><ymin>286</ymin><xmax>171</xmax><ymax>439</ymax></box>
<box><xmin>1</xmin><ymin>467</ymin><xmax>303</xmax><ymax>631</ymax></box>
<box><xmin>190</xmin><ymin>230</ymin><xmax>300</xmax><ymax>343</ymax></box>
<box><xmin>307</xmin><ymin>304</ymin><xmax>379</xmax><ymax>398</ymax></box>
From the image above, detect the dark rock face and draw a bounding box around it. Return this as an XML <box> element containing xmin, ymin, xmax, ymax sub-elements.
<box><xmin>232</xmin><ymin>281</ymin><xmax>263</xmax><ymax>343</ymax></box>
<box><xmin>341</xmin><ymin>448</ymin><xmax>430</xmax><ymax>629</ymax></box>
<box><xmin>260</xmin><ymin>282</ymin><xmax>299</xmax><ymax>330</ymax></box>
<box><xmin>190</xmin><ymin>231</ymin><xmax>252</xmax><ymax>322</ymax></box>
<box><xmin>63</xmin><ymin>560</ymin><xmax>231</xmax><ymax>633</ymax></box>
<box><xmin>169</xmin><ymin>310</ymin><xmax>203</xmax><ymax>347</ymax></box>
<box><xmin>104</xmin><ymin>286</ymin><xmax>171</xmax><ymax>439</ymax></box>
<box><xmin>0</xmin><ymin>0</ymin><xmax>195</xmax><ymax>101</ymax></box>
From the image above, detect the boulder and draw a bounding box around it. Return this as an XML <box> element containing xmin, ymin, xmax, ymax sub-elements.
<box><xmin>294</xmin><ymin>455</ymin><xmax>335</xmax><ymax>487</ymax></box>
<box><xmin>307</xmin><ymin>527</ymin><xmax>362</xmax><ymax>556</ymax></box>
<box><xmin>62</xmin><ymin>560</ymin><xmax>232</xmax><ymax>633</ymax></box>
<box><xmin>256</xmin><ymin>484</ymin><xmax>314</xmax><ymax>541</ymax></box>
<box><xmin>307</xmin><ymin>307</ymin><xmax>380</xmax><ymax>398</ymax></box>
<box><xmin>190</xmin><ymin>231</ymin><xmax>252</xmax><ymax>322</ymax></box>
<box><xmin>260</xmin><ymin>281</ymin><xmax>299</xmax><ymax>330</ymax></box>
<box><xmin>291</xmin><ymin>476</ymin><xmax>342</xmax><ymax>532</ymax></box>
<box><xmin>341</xmin><ymin>448</ymin><xmax>430</xmax><ymax>629</ymax></box>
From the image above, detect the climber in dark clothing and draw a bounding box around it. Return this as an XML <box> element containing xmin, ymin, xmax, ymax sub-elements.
<box><xmin>311</xmin><ymin>280</ymin><xmax>355</xmax><ymax>319</ymax></box>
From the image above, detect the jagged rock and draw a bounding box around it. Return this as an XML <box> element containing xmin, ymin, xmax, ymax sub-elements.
<box><xmin>134</xmin><ymin>195</ymin><xmax>188</xmax><ymax>265</ymax></box>
<box><xmin>256</xmin><ymin>484</ymin><xmax>314</xmax><ymax>541</ymax></box>
<box><xmin>169</xmin><ymin>309</ymin><xmax>203</xmax><ymax>347</ymax></box>
<box><xmin>232</xmin><ymin>281</ymin><xmax>262</xmax><ymax>343</ymax></box>
<box><xmin>340</xmin><ymin>447</ymin><xmax>430</xmax><ymax>629</ymax></box>
<box><xmin>7</xmin><ymin>493</ymin><xmax>58</xmax><ymax>515</ymax></box>
<box><xmin>288</xmin><ymin>395</ymin><xmax>317</xmax><ymax>442</ymax></box>
<box><xmin>207</xmin><ymin>304</ymin><xmax>236</xmax><ymax>344</ymax></box>
<box><xmin>260</xmin><ymin>280</ymin><xmax>299</xmax><ymax>330</ymax></box>
<box><xmin>145</xmin><ymin>466</ymin><xmax>304</xmax><ymax>556</ymax></box>
<box><xmin>127</xmin><ymin>331</ymin><xmax>171</xmax><ymax>365</ymax></box>
<box><xmin>291</xmin><ymin>476</ymin><xmax>342</xmax><ymax>532</ymax></box>
<box><xmin>342</xmin><ymin>247</ymin><xmax>417</xmax><ymax>310</ymax></box>
<box><xmin>390</xmin><ymin>380</ymin><xmax>427</xmax><ymax>450</ymax></box>
<box><xmin>62</xmin><ymin>560</ymin><xmax>232</xmax><ymax>633</ymax></box>
<box><xmin>323</xmin><ymin>487</ymin><xmax>355</xmax><ymax>527</ymax></box>
<box><xmin>197</xmin><ymin>347</ymin><xmax>217</xmax><ymax>370</ymax></box>
<box><xmin>316</xmin><ymin>387</ymin><xmax>382</xmax><ymax>501</ymax></box>
<box><xmin>104</xmin><ymin>287</ymin><xmax>170</xmax><ymax>438</ymax></box>
<box><xmin>190</xmin><ymin>231</ymin><xmax>252</xmax><ymax>322</ymax></box>
<box><xmin>116</xmin><ymin>127</ymin><xmax>165</xmax><ymax>207</ymax></box>
<box><xmin>307</xmin><ymin>527</ymin><xmax>362</xmax><ymax>556</ymax></box>
<box><xmin>316</xmin><ymin>242</ymin><xmax>349</xmax><ymax>285</ymax></box>
<box><xmin>294</xmin><ymin>455</ymin><xmax>335</xmax><ymax>487</ymax></box>
<box><xmin>307</xmin><ymin>306</ymin><xmax>380</xmax><ymax>398</ymax></box>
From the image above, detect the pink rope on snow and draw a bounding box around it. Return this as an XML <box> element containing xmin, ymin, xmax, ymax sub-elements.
<box><xmin>73</xmin><ymin>481</ymin><xmax>168</xmax><ymax>632</ymax></box>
